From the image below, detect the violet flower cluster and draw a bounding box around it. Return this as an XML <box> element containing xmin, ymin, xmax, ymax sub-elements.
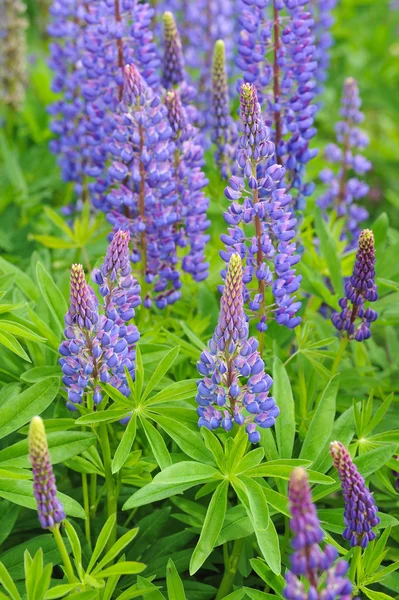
<box><xmin>237</xmin><ymin>0</ymin><xmax>318</xmax><ymax>208</ymax></box>
<box><xmin>330</xmin><ymin>441</ymin><xmax>380</xmax><ymax>548</ymax></box>
<box><xmin>196</xmin><ymin>253</ymin><xmax>279</xmax><ymax>444</ymax></box>
<box><xmin>318</xmin><ymin>78</ymin><xmax>371</xmax><ymax>246</ymax></box>
<box><xmin>59</xmin><ymin>231</ymin><xmax>140</xmax><ymax>410</ymax></box>
<box><xmin>223</xmin><ymin>83</ymin><xmax>302</xmax><ymax>332</ymax></box>
<box><xmin>164</xmin><ymin>89</ymin><xmax>210</xmax><ymax>282</ymax></box>
<box><xmin>162</xmin><ymin>11</ymin><xmax>185</xmax><ymax>90</ymax></box>
<box><xmin>332</xmin><ymin>229</ymin><xmax>378</xmax><ymax>342</ymax></box>
<box><xmin>284</xmin><ymin>467</ymin><xmax>353</xmax><ymax>600</ymax></box>
<box><xmin>29</xmin><ymin>416</ymin><xmax>66</xmax><ymax>529</ymax></box>
<box><xmin>211</xmin><ymin>40</ymin><xmax>238</xmax><ymax>179</ymax></box>
<box><xmin>0</xmin><ymin>0</ymin><xmax>28</xmax><ymax>110</ymax></box>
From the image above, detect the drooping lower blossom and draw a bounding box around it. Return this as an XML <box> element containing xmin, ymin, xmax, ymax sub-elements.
<box><xmin>196</xmin><ymin>253</ymin><xmax>279</xmax><ymax>444</ymax></box>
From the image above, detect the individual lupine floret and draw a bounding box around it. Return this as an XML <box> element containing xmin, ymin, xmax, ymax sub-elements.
<box><xmin>29</xmin><ymin>416</ymin><xmax>66</xmax><ymax>529</ymax></box>
<box><xmin>211</xmin><ymin>40</ymin><xmax>238</xmax><ymax>179</ymax></box>
<box><xmin>284</xmin><ymin>467</ymin><xmax>353</xmax><ymax>600</ymax></box>
<box><xmin>59</xmin><ymin>257</ymin><xmax>140</xmax><ymax>410</ymax></box>
<box><xmin>332</xmin><ymin>229</ymin><xmax>378</xmax><ymax>342</ymax></box>
<box><xmin>103</xmin><ymin>64</ymin><xmax>182</xmax><ymax>309</ymax></box>
<box><xmin>0</xmin><ymin>0</ymin><xmax>28</xmax><ymax>109</ymax></box>
<box><xmin>318</xmin><ymin>78</ymin><xmax>371</xmax><ymax>246</ymax></box>
<box><xmin>196</xmin><ymin>253</ymin><xmax>279</xmax><ymax>444</ymax></box>
<box><xmin>223</xmin><ymin>83</ymin><xmax>302</xmax><ymax>338</ymax></box>
<box><xmin>236</xmin><ymin>0</ymin><xmax>318</xmax><ymax>208</ymax></box>
<box><xmin>162</xmin><ymin>11</ymin><xmax>185</xmax><ymax>89</ymax></box>
<box><xmin>48</xmin><ymin>0</ymin><xmax>93</xmax><ymax>206</ymax></box>
<box><xmin>164</xmin><ymin>90</ymin><xmax>210</xmax><ymax>282</ymax></box>
<box><xmin>330</xmin><ymin>441</ymin><xmax>380</xmax><ymax>548</ymax></box>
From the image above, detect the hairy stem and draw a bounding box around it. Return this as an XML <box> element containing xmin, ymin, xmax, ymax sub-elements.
<box><xmin>99</xmin><ymin>422</ymin><xmax>118</xmax><ymax>551</ymax></box>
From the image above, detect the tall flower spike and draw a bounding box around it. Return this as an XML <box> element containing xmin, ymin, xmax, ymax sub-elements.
<box><xmin>103</xmin><ymin>64</ymin><xmax>182</xmax><ymax>309</ymax></box>
<box><xmin>164</xmin><ymin>90</ymin><xmax>210</xmax><ymax>282</ymax></box>
<box><xmin>196</xmin><ymin>254</ymin><xmax>279</xmax><ymax>443</ymax></box>
<box><xmin>330</xmin><ymin>441</ymin><xmax>380</xmax><ymax>548</ymax></box>
<box><xmin>162</xmin><ymin>12</ymin><xmax>185</xmax><ymax>89</ymax></box>
<box><xmin>59</xmin><ymin>258</ymin><xmax>140</xmax><ymax>410</ymax></box>
<box><xmin>318</xmin><ymin>78</ymin><xmax>371</xmax><ymax>246</ymax></box>
<box><xmin>29</xmin><ymin>417</ymin><xmax>66</xmax><ymax>529</ymax></box>
<box><xmin>237</xmin><ymin>0</ymin><xmax>318</xmax><ymax>209</ymax></box>
<box><xmin>211</xmin><ymin>40</ymin><xmax>238</xmax><ymax>179</ymax></box>
<box><xmin>0</xmin><ymin>0</ymin><xmax>28</xmax><ymax>109</ymax></box>
<box><xmin>332</xmin><ymin>229</ymin><xmax>378</xmax><ymax>342</ymax></box>
<box><xmin>223</xmin><ymin>83</ymin><xmax>302</xmax><ymax>338</ymax></box>
<box><xmin>284</xmin><ymin>467</ymin><xmax>353</xmax><ymax>600</ymax></box>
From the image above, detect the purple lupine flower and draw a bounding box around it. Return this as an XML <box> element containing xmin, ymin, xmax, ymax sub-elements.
<box><xmin>332</xmin><ymin>229</ymin><xmax>378</xmax><ymax>342</ymax></box>
<box><xmin>222</xmin><ymin>83</ymin><xmax>302</xmax><ymax>335</ymax></box>
<box><xmin>47</xmin><ymin>0</ymin><xmax>92</xmax><ymax>207</ymax></box>
<box><xmin>164</xmin><ymin>89</ymin><xmax>210</xmax><ymax>282</ymax></box>
<box><xmin>311</xmin><ymin>0</ymin><xmax>337</xmax><ymax>93</ymax></box>
<box><xmin>59</xmin><ymin>259</ymin><xmax>140</xmax><ymax>410</ymax></box>
<box><xmin>103</xmin><ymin>64</ymin><xmax>182</xmax><ymax>308</ymax></box>
<box><xmin>284</xmin><ymin>467</ymin><xmax>353</xmax><ymax>600</ymax></box>
<box><xmin>330</xmin><ymin>441</ymin><xmax>380</xmax><ymax>548</ymax></box>
<box><xmin>0</xmin><ymin>0</ymin><xmax>28</xmax><ymax>110</ymax></box>
<box><xmin>236</xmin><ymin>0</ymin><xmax>318</xmax><ymax>209</ymax></box>
<box><xmin>29</xmin><ymin>416</ymin><xmax>66</xmax><ymax>529</ymax></box>
<box><xmin>162</xmin><ymin>12</ymin><xmax>185</xmax><ymax>89</ymax></box>
<box><xmin>211</xmin><ymin>40</ymin><xmax>238</xmax><ymax>179</ymax></box>
<box><xmin>196</xmin><ymin>253</ymin><xmax>279</xmax><ymax>443</ymax></box>
<box><xmin>318</xmin><ymin>78</ymin><xmax>371</xmax><ymax>246</ymax></box>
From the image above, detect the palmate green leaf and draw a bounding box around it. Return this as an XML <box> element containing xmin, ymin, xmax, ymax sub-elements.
<box><xmin>0</xmin><ymin>502</ymin><xmax>19</xmax><ymax>545</ymax></box>
<box><xmin>75</xmin><ymin>409</ymin><xmax>129</xmax><ymax>425</ymax></box>
<box><xmin>140</xmin><ymin>416</ymin><xmax>172</xmax><ymax>470</ymax></box>
<box><xmin>299</xmin><ymin>375</ymin><xmax>339</xmax><ymax>463</ymax></box>
<box><xmin>87</xmin><ymin>515</ymin><xmax>116</xmax><ymax>573</ymax></box>
<box><xmin>112</xmin><ymin>413</ymin><xmax>137</xmax><ymax>474</ymax></box>
<box><xmin>145</xmin><ymin>379</ymin><xmax>197</xmax><ymax>407</ymax></box>
<box><xmin>0</xmin><ymin>257</ymin><xmax>39</xmax><ymax>301</ymax></box>
<box><xmin>0</xmin><ymin>535</ymin><xmax>59</xmax><ymax>582</ymax></box>
<box><xmin>273</xmin><ymin>357</ymin><xmax>295</xmax><ymax>459</ymax></box>
<box><xmin>43</xmin><ymin>206</ymin><xmax>75</xmax><ymax>239</ymax></box>
<box><xmin>153</xmin><ymin>414</ymin><xmax>214</xmax><ymax>465</ymax></box>
<box><xmin>20</xmin><ymin>367</ymin><xmax>61</xmax><ymax>383</ymax></box>
<box><xmin>30</xmin><ymin>235</ymin><xmax>77</xmax><ymax>249</ymax></box>
<box><xmin>236</xmin><ymin>447</ymin><xmax>265</xmax><ymax>474</ymax></box>
<box><xmin>362</xmin><ymin>589</ymin><xmax>393</xmax><ymax>600</ymax></box>
<box><xmin>0</xmin><ymin>480</ymin><xmax>85</xmax><ymax>519</ymax></box>
<box><xmin>0</xmin><ymin>330</ymin><xmax>31</xmax><ymax>362</ymax></box>
<box><xmin>123</xmin><ymin>463</ymin><xmax>220</xmax><ymax>510</ymax></box>
<box><xmin>189</xmin><ymin>480</ymin><xmax>228</xmax><ymax>575</ymax></box>
<box><xmin>237</xmin><ymin>476</ymin><xmax>269</xmax><ymax>531</ymax></box>
<box><xmin>44</xmin><ymin>584</ymin><xmax>81</xmax><ymax>599</ymax></box>
<box><xmin>64</xmin><ymin>521</ymin><xmax>82</xmax><ymax>569</ymax></box>
<box><xmin>166</xmin><ymin>558</ymin><xmax>187</xmax><ymax>600</ymax></box>
<box><xmin>0</xmin><ymin>431</ymin><xmax>96</xmax><ymax>468</ymax></box>
<box><xmin>201</xmin><ymin>427</ymin><xmax>225</xmax><ymax>471</ymax></box>
<box><xmin>313</xmin><ymin>404</ymin><xmax>356</xmax><ymax>474</ymax></box>
<box><xmin>250</xmin><ymin>558</ymin><xmax>285</xmax><ymax>597</ymax></box>
<box><xmin>93</xmin><ymin>528</ymin><xmax>139</xmax><ymax>574</ymax></box>
<box><xmin>0</xmin><ymin>321</ymin><xmax>46</xmax><ymax>343</ymax></box>
<box><xmin>27</xmin><ymin>307</ymin><xmax>60</xmax><ymax>351</ymax></box>
<box><xmin>36</xmin><ymin>262</ymin><xmax>68</xmax><ymax>332</ymax></box>
<box><xmin>0</xmin><ymin>378</ymin><xmax>60</xmax><ymax>439</ymax></box>
<box><xmin>141</xmin><ymin>346</ymin><xmax>180</xmax><ymax>402</ymax></box>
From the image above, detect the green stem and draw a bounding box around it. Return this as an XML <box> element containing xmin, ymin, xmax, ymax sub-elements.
<box><xmin>215</xmin><ymin>538</ymin><xmax>244</xmax><ymax>600</ymax></box>
<box><xmin>82</xmin><ymin>473</ymin><xmax>92</xmax><ymax>550</ymax></box>
<box><xmin>89</xmin><ymin>473</ymin><xmax>97</xmax><ymax>518</ymax></box>
<box><xmin>51</xmin><ymin>525</ymin><xmax>76</xmax><ymax>584</ymax></box>
<box><xmin>332</xmin><ymin>336</ymin><xmax>349</xmax><ymax>375</ymax></box>
<box><xmin>99</xmin><ymin>423</ymin><xmax>118</xmax><ymax>550</ymax></box>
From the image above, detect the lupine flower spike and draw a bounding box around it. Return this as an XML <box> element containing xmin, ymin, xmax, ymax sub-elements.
<box><xmin>211</xmin><ymin>40</ymin><xmax>238</xmax><ymax>179</ymax></box>
<box><xmin>196</xmin><ymin>253</ymin><xmax>279</xmax><ymax>443</ymax></box>
<box><xmin>223</xmin><ymin>83</ymin><xmax>302</xmax><ymax>336</ymax></box>
<box><xmin>29</xmin><ymin>416</ymin><xmax>66</xmax><ymax>529</ymax></box>
<box><xmin>330</xmin><ymin>441</ymin><xmax>380</xmax><ymax>548</ymax></box>
<box><xmin>0</xmin><ymin>0</ymin><xmax>28</xmax><ymax>110</ymax></box>
<box><xmin>162</xmin><ymin>12</ymin><xmax>185</xmax><ymax>89</ymax></box>
<box><xmin>284</xmin><ymin>467</ymin><xmax>353</xmax><ymax>600</ymax></box>
<box><xmin>318</xmin><ymin>78</ymin><xmax>371</xmax><ymax>246</ymax></box>
<box><xmin>332</xmin><ymin>229</ymin><xmax>378</xmax><ymax>342</ymax></box>
<box><xmin>59</xmin><ymin>247</ymin><xmax>140</xmax><ymax>411</ymax></box>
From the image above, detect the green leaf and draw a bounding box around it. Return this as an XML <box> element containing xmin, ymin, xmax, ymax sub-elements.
<box><xmin>43</xmin><ymin>207</ymin><xmax>75</xmax><ymax>239</ymax></box>
<box><xmin>299</xmin><ymin>375</ymin><xmax>339</xmax><ymax>463</ymax></box>
<box><xmin>0</xmin><ymin>502</ymin><xmax>19</xmax><ymax>544</ymax></box>
<box><xmin>112</xmin><ymin>414</ymin><xmax>137</xmax><ymax>474</ymax></box>
<box><xmin>95</xmin><ymin>562</ymin><xmax>146</xmax><ymax>578</ymax></box>
<box><xmin>93</xmin><ymin>528</ymin><xmax>139</xmax><ymax>573</ymax></box>
<box><xmin>0</xmin><ymin>535</ymin><xmax>59</xmax><ymax>581</ymax></box>
<box><xmin>363</xmin><ymin>589</ymin><xmax>393</xmax><ymax>600</ymax></box>
<box><xmin>146</xmin><ymin>380</ymin><xmax>197</xmax><ymax>406</ymax></box>
<box><xmin>0</xmin><ymin>431</ymin><xmax>96</xmax><ymax>468</ymax></box>
<box><xmin>0</xmin><ymin>378</ymin><xmax>60</xmax><ymax>439</ymax></box>
<box><xmin>0</xmin><ymin>480</ymin><xmax>85</xmax><ymax>519</ymax></box>
<box><xmin>0</xmin><ymin>321</ymin><xmax>45</xmax><ymax>343</ymax></box>
<box><xmin>312</xmin><ymin>405</ymin><xmax>356</xmax><ymax>473</ymax></box>
<box><xmin>314</xmin><ymin>207</ymin><xmax>343</xmax><ymax>297</ymax></box>
<box><xmin>31</xmin><ymin>235</ymin><xmax>77</xmax><ymax>249</ymax></box>
<box><xmin>201</xmin><ymin>428</ymin><xmax>225</xmax><ymax>471</ymax></box>
<box><xmin>44</xmin><ymin>584</ymin><xmax>80</xmax><ymax>599</ymax></box>
<box><xmin>273</xmin><ymin>358</ymin><xmax>295</xmax><ymax>459</ymax></box>
<box><xmin>0</xmin><ymin>257</ymin><xmax>39</xmax><ymax>301</ymax></box>
<box><xmin>140</xmin><ymin>417</ymin><xmax>172</xmax><ymax>470</ymax></box>
<box><xmin>20</xmin><ymin>367</ymin><xmax>61</xmax><ymax>383</ymax></box>
<box><xmin>0</xmin><ymin>331</ymin><xmax>31</xmax><ymax>361</ymax></box>
<box><xmin>141</xmin><ymin>347</ymin><xmax>180</xmax><ymax>402</ymax></box>
<box><xmin>0</xmin><ymin>562</ymin><xmax>21</xmax><ymax>599</ymax></box>
<box><xmin>166</xmin><ymin>558</ymin><xmax>187</xmax><ymax>600</ymax></box>
<box><xmin>250</xmin><ymin>558</ymin><xmax>285</xmax><ymax>596</ymax></box>
<box><xmin>237</xmin><ymin>476</ymin><xmax>269</xmax><ymax>531</ymax></box>
<box><xmin>245</xmin><ymin>465</ymin><xmax>333</xmax><ymax>484</ymax></box>
<box><xmin>87</xmin><ymin>515</ymin><xmax>116</xmax><ymax>574</ymax></box>
<box><xmin>75</xmin><ymin>409</ymin><xmax>129</xmax><ymax>425</ymax></box>
<box><xmin>189</xmin><ymin>480</ymin><xmax>228</xmax><ymax>575</ymax></box>
<box><xmin>64</xmin><ymin>521</ymin><xmax>82</xmax><ymax>569</ymax></box>
<box><xmin>36</xmin><ymin>263</ymin><xmax>68</xmax><ymax>332</ymax></box>
<box><xmin>154</xmin><ymin>415</ymin><xmax>213</xmax><ymax>465</ymax></box>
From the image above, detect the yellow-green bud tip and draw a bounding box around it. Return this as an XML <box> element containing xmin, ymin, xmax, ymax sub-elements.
<box><xmin>29</xmin><ymin>416</ymin><xmax>47</xmax><ymax>453</ymax></box>
<box><xmin>163</xmin><ymin>11</ymin><xmax>177</xmax><ymax>32</ymax></box>
<box><xmin>290</xmin><ymin>467</ymin><xmax>307</xmax><ymax>483</ymax></box>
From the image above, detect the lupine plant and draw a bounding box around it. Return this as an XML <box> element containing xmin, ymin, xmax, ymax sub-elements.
<box><xmin>0</xmin><ymin>1</ymin><xmax>398</xmax><ymax>599</ymax></box>
<box><xmin>0</xmin><ymin>0</ymin><xmax>28</xmax><ymax>110</ymax></box>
